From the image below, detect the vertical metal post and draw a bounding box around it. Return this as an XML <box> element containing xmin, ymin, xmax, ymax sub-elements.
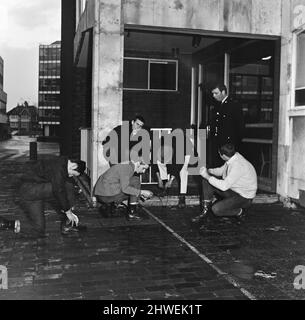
<box><xmin>29</xmin><ymin>142</ymin><xmax>37</xmax><ymax>160</ymax></box>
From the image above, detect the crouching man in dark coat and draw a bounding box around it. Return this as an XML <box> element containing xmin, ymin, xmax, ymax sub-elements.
<box><xmin>93</xmin><ymin>161</ymin><xmax>153</xmax><ymax>221</ymax></box>
<box><xmin>19</xmin><ymin>156</ymin><xmax>86</xmax><ymax>237</ymax></box>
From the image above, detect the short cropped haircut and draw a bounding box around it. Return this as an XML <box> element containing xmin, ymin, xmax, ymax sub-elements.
<box><xmin>71</xmin><ymin>160</ymin><xmax>86</xmax><ymax>175</ymax></box>
<box><xmin>139</xmin><ymin>160</ymin><xmax>149</xmax><ymax>169</ymax></box>
<box><xmin>213</xmin><ymin>84</ymin><xmax>227</xmax><ymax>94</ymax></box>
<box><xmin>133</xmin><ymin>114</ymin><xmax>145</xmax><ymax>124</ymax></box>
<box><xmin>218</xmin><ymin>143</ymin><xmax>236</xmax><ymax>158</ymax></box>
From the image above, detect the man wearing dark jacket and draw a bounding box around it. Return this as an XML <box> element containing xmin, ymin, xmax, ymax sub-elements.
<box><xmin>19</xmin><ymin>156</ymin><xmax>86</xmax><ymax>237</ymax></box>
<box><xmin>93</xmin><ymin>161</ymin><xmax>153</xmax><ymax>221</ymax></box>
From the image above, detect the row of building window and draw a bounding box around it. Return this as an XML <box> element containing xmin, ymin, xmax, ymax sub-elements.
<box><xmin>39</xmin><ymin>47</ymin><xmax>61</xmax><ymax>61</ymax></box>
<box><xmin>0</xmin><ymin>101</ymin><xmax>5</xmax><ymax>111</ymax></box>
<box><xmin>39</xmin><ymin>63</ymin><xmax>61</xmax><ymax>77</ymax></box>
<box><xmin>10</xmin><ymin>122</ymin><xmax>31</xmax><ymax>128</ymax></box>
<box><xmin>38</xmin><ymin>109</ymin><xmax>60</xmax><ymax>117</ymax></box>
<box><xmin>39</xmin><ymin>78</ymin><xmax>60</xmax><ymax>92</ymax></box>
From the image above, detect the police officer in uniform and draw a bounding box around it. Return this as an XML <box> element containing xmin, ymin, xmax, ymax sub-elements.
<box><xmin>208</xmin><ymin>84</ymin><xmax>244</xmax><ymax>167</ymax></box>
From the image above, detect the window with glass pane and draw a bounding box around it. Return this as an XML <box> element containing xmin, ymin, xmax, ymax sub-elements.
<box><xmin>150</xmin><ymin>61</ymin><xmax>177</xmax><ymax>90</ymax></box>
<box><xmin>295</xmin><ymin>31</ymin><xmax>305</xmax><ymax>107</ymax></box>
<box><xmin>123</xmin><ymin>58</ymin><xmax>177</xmax><ymax>91</ymax></box>
<box><xmin>39</xmin><ymin>79</ymin><xmax>60</xmax><ymax>91</ymax></box>
<box><xmin>123</xmin><ymin>59</ymin><xmax>148</xmax><ymax>89</ymax></box>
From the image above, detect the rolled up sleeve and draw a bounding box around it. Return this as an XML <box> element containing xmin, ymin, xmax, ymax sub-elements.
<box><xmin>208</xmin><ymin>165</ymin><xmax>241</xmax><ymax>191</ymax></box>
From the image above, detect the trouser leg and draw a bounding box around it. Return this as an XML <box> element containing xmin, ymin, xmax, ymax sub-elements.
<box><xmin>65</xmin><ymin>181</ymin><xmax>76</xmax><ymax>208</ymax></box>
<box><xmin>201</xmin><ymin>178</ymin><xmax>216</xmax><ymax>201</ymax></box>
<box><xmin>96</xmin><ymin>193</ymin><xmax>129</xmax><ymax>204</ymax></box>
<box><xmin>212</xmin><ymin>189</ymin><xmax>252</xmax><ymax>217</ymax></box>
<box><xmin>19</xmin><ymin>182</ymin><xmax>53</xmax><ymax>236</ymax></box>
<box><xmin>128</xmin><ymin>175</ymin><xmax>141</xmax><ymax>203</ymax></box>
<box><xmin>21</xmin><ymin>200</ymin><xmax>46</xmax><ymax>235</ymax></box>
<box><xmin>191</xmin><ymin>179</ymin><xmax>214</xmax><ymax>222</ymax></box>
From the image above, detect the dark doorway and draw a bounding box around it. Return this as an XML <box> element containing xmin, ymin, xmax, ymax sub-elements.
<box><xmin>124</xmin><ymin>27</ymin><xmax>280</xmax><ymax>191</ymax></box>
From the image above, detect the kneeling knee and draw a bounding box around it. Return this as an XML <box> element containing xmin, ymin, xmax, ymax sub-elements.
<box><xmin>211</xmin><ymin>205</ymin><xmax>222</xmax><ymax>216</ymax></box>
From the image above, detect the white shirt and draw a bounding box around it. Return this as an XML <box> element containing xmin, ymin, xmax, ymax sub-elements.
<box><xmin>208</xmin><ymin>152</ymin><xmax>257</xmax><ymax>199</ymax></box>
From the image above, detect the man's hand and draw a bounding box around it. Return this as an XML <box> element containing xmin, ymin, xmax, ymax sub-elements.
<box><xmin>65</xmin><ymin>209</ymin><xmax>79</xmax><ymax>226</ymax></box>
<box><xmin>200</xmin><ymin>166</ymin><xmax>210</xmax><ymax>180</ymax></box>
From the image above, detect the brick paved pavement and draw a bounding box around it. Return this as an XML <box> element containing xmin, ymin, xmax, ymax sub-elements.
<box><xmin>1</xmin><ymin>153</ymin><xmax>305</xmax><ymax>300</ymax></box>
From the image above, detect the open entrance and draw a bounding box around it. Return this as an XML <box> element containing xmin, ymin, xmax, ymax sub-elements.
<box><xmin>123</xmin><ymin>27</ymin><xmax>279</xmax><ymax>192</ymax></box>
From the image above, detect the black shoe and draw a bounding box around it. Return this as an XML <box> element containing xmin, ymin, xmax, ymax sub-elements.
<box><xmin>191</xmin><ymin>205</ymin><xmax>210</xmax><ymax>223</ymax></box>
<box><xmin>126</xmin><ymin>213</ymin><xmax>143</xmax><ymax>221</ymax></box>
<box><xmin>235</xmin><ymin>208</ymin><xmax>246</xmax><ymax>222</ymax></box>
<box><xmin>61</xmin><ymin>220</ymin><xmax>87</xmax><ymax>235</ymax></box>
<box><xmin>191</xmin><ymin>213</ymin><xmax>207</xmax><ymax>223</ymax></box>
<box><xmin>0</xmin><ymin>219</ymin><xmax>20</xmax><ymax>233</ymax></box>
<box><xmin>126</xmin><ymin>205</ymin><xmax>143</xmax><ymax>221</ymax></box>
<box><xmin>178</xmin><ymin>195</ymin><xmax>186</xmax><ymax>208</ymax></box>
<box><xmin>236</xmin><ymin>208</ymin><xmax>243</xmax><ymax>217</ymax></box>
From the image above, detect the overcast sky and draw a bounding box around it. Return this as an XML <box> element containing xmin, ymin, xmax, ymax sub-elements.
<box><xmin>0</xmin><ymin>0</ymin><xmax>61</xmax><ymax>110</ymax></box>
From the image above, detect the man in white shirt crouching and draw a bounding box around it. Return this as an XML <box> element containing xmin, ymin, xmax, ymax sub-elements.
<box><xmin>193</xmin><ymin>143</ymin><xmax>257</xmax><ymax>222</ymax></box>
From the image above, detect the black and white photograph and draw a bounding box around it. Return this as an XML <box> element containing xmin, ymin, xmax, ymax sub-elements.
<box><xmin>1</xmin><ymin>0</ymin><xmax>305</xmax><ymax>306</ymax></box>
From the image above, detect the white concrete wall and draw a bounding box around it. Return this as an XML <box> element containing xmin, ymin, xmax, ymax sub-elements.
<box><xmin>290</xmin><ymin>117</ymin><xmax>305</xmax><ymax>196</ymax></box>
<box><xmin>124</xmin><ymin>0</ymin><xmax>282</xmax><ymax>36</ymax></box>
<box><xmin>277</xmin><ymin>0</ymin><xmax>305</xmax><ymax>200</ymax></box>
<box><xmin>277</xmin><ymin>0</ymin><xmax>293</xmax><ymax>198</ymax></box>
<box><xmin>91</xmin><ymin>0</ymin><xmax>124</xmax><ymax>187</ymax></box>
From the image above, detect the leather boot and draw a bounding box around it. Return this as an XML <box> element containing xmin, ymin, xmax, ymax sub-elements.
<box><xmin>191</xmin><ymin>200</ymin><xmax>211</xmax><ymax>223</ymax></box>
<box><xmin>126</xmin><ymin>204</ymin><xmax>143</xmax><ymax>221</ymax></box>
<box><xmin>0</xmin><ymin>219</ymin><xmax>20</xmax><ymax>233</ymax></box>
<box><xmin>178</xmin><ymin>195</ymin><xmax>186</xmax><ymax>208</ymax></box>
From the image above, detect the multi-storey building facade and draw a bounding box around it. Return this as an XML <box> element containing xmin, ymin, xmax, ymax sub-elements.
<box><xmin>38</xmin><ymin>41</ymin><xmax>61</xmax><ymax>138</ymax></box>
<box><xmin>0</xmin><ymin>56</ymin><xmax>8</xmax><ymax>140</ymax></box>
<box><xmin>61</xmin><ymin>0</ymin><xmax>305</xmax><ymax>205</ymax></box>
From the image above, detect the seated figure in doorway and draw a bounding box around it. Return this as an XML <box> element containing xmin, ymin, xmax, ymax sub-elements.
<box><xmin>154</xmin><ymin>128</ymin><xmax>198</xmax><ymax>208</ymax></box>
<box><xmin>154</xmin><ymin>144</ymin><xmax>189</xmax><ymax>208</ymax></box>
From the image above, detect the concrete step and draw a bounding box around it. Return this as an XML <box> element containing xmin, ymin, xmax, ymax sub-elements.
<box><xmin>144</xmin><ymin>193</ymin><xmax>279</xmax><ymax>207</ymax></box>
<box><xmin>76</xmin><ymin>174</ymin><xmax>279</xmax><ymax>207</ymax></box>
